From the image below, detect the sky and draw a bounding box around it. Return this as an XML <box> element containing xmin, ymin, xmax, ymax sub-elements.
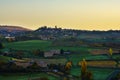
<box><xmin>0</xmin><ymin>0</ymin><xmax>120</xmax><ymax>30</ymax></box>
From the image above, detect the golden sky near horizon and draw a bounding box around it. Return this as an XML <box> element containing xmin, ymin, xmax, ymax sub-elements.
<box><xmin>0</xmin><ymin>0</ymin><xmax>120</xmax><ymax>30</ymax></box>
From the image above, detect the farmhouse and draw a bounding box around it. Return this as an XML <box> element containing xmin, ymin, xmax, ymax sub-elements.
<box><xmin>44</xmin><ymin>52</ymin><xmax>53</xmax><ymax>57</ymax></box>
<box><xmin>63</xmin><ymin>51</ymin><xmax>71</xmax><ymax>54</ymax></box>
<box><xmin>33</xmin><ymin>59</ymin><xmax>67</xmax><ymax>66</ymax></box>
<box><xmin>50</xmin><ymin>50</ymin><xmax>60</xmax><ymax>55</ymax></box>
<box><xmin>14</xmin><ymin>58</ymin><xmax>67</xmax><ymax>68</ymax></box>
<box><xmin>15</xmin><ymin>61</ymin><xmax>48</xmax><ymax>68</ymax></box>
<box><xmin>44</xmin><ymin>50</ymin><xmax>60</xmax><ymax>57</ymax></box>
<box><xmin>37</xmin><ymin>61</ymin><xmax>48</xmax><ymax>67</ymax></box>
<box><xmin>5</xmin><ymin>36</ymin><xmax>15</xmax><ymax>41</ymax></box>
<box><xmin>15</xmin><ymin>62</ymin><xmax>31</xmax><ymax>68</ymax></box>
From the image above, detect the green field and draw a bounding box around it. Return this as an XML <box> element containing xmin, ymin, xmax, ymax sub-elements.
<box><xmin>4</xmin><ymin>40</ymin><xmax>93</xmax><ymax>52</ymax></box>
<box><xmin>4</xmin><ymin>40</ymin><xmax>52</xmax><ymax>51</ymax></box>
<box><xmin>71</xmin><ymin>67</ymin><xmax>114</xmax><ymax>80</ymax></box>
<box><xmin>2</xmin><ymin>40</ymin><xmax>117</xmax><ymax>80</ymax></box>
<box><xmin>0</xmin><ymin>55</ymin><xmax>12</xmax><ymax>62</ymax></box>
<box><xmin>3</xmin><ymin>40</ymin><xmax>111</xmax><ymax>64</ymax></box>
<box><xmin>0</xmin><ymin>73</ymin><xmax>57</xmax><ymax>80</ymax></box>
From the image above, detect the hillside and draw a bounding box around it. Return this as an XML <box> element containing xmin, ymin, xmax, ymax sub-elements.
<box><xmin>0</xmin><ymin>25</ymin><xmax>32</xmax><ymax>36</ymax></box>
<box><xmin>1</xmin><ymin>25</ymin><xmax>120</xmax><ymax>41</ymax></box>
<box><xmin>31</xmin><ymin>26</ymin><xmax>120</xmax><ymax>40</ymax></box>
<box><xmin>0</xmin><ymin>26</ymin><xmax>31</xmax><ymax>31</ymax></box>
<box><xmin>5</xmin><ymin>40</ymin><xmax>52</xmax><ymax>51</ymax></box>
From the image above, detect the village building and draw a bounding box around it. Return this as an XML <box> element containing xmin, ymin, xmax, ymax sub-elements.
<box><xmin>5</xmin><ymin>34</ymin><xmax>15</xmax><ymax>41</ymax></box>
<box><xmin>5</xmin><ymin>36</ymin><xmax>15</xmax><ymax>40</ymax></box>
<box><xmin>50</xmin><ymin>50</ymin><xmax>60</xmax><ymax>55</ymax></box>
<box><xmin>44</xmin><ymin>52</ymin><xmax>54</xmax><ymax>57</ymax></box>
<box><xmin>63</xmin><ymin>51</ymin><xmax>71</xmax><ymax>54</ymax></box>
<box><xmin>44</xmin><ymin>50</ymin><xmax>61</xmax><ymax>57</ymax></box>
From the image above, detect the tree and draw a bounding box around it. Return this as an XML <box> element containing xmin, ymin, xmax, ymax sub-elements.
<box><xmin>7</xmin><ymin>38</ymin><xmax>14</xmax><ymax>42</ymax></box>
<box><xmin>108</xmin><ymin>48</ymin><xmax>119</xmax><ymax>67</ymax></box>
<box><xmin>0</xmin><ymin>42</ymin><xmax>4</xmax><ymax>49</ymax></box>
<box><xmin>109</xmin><ymin>48</ymin><xmax>113</xmax><ymax>56</ymax></box>
<box><xmin>27</xmin><ymin>62</ymin><xmax>41</xmax><ymax>72</ymax></box>
<box><xmin>65</xmin><ymin>61</ymin><xmax>72</xmax><ymax>74</ymax></box>
<box><xmin>0</xmin><ymin>42</ymin><xmax>4</xmax><ymax>55</ymax></box>
<box><xmin>85</xmin><ymin>71</ymin><xmax>93</xmax><ymax>80</ymax></box>
<box><xmin>79</xmin><ymin>59</ymin><xmax>93</xmax><ymax>80</ymax></box>
<box><xmin>33</xmin><ymin>49</ymin><xmax>44</xmax><ymax>57</ymax></box>
<box><xmin>60</xmin><ymin>49</ymin><xmax>64</xmax><ymax>54</ymax></box>
<box><xmin>0</xmin><ymin>50</ymin><xmax>2</xmax><ymax>55</ymax></box>
<box><xmin>109</xmin><ymin>48</ymin><xmax>113</xmax><ymax>59</ymax></box>
<box><xmin>63</xmin><ymin>77</ymin><xmax>69</xmax><ymax>80</ymax></box>
<box><xmin>16</xmin><ymin>51</ymin><xmax>23</xmax><ymax>59</ymax></box>
<box><xmin>81</xmin><ymin>59</ymin><xmax>87</xmax><ymax>79</ymax></box>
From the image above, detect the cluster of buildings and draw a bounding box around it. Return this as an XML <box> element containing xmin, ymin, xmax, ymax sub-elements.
<box><xmin>44</xmin><ymin>50</ymin><xmax>61</xmax><ymax>57</ymax></box>
<box><xmin>5</xmin><ymin>35</ymin><xmax>15</xmax><ymax>41</ymax></box>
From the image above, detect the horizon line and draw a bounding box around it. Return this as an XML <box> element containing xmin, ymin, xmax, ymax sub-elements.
<box><xmin>0</xmin><ymin>24</ymin><xmax>120</xmax><ymax>31</ymax></box>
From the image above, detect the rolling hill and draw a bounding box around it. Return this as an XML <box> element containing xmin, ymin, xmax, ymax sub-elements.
<box><xmin>0</xmin><ymin>25</ymin><xmax>32</xmax><ymax>36</ymax></box>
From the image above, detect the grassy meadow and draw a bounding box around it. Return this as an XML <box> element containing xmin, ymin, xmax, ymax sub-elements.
<box><xmin>1</xmin><ymin>40</ymin><xmax>118</xmax><ymax>80</ymax></box>
<box><xmin>70</xmin><ymin>67</ymin><xmax>114</xmax><ymax>80</ymax></box>
<box><xmin>0</xmin><ymin>73</ymin><xmax>57</xmax><ymax>80</ymax></box>
<box><xmin>4</xmin><ymin>40</ymin><xmax>94</xmax><ymax>52</ymax></box>
<box><xmin>4</xmin><ymin>40</ymin><xmax>52</xmax><ymax>51</ymax></box>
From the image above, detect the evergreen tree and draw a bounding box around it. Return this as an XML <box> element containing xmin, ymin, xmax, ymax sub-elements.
<box><xmin>0</xmin><ymin>42</ymin><xmax>4</xmax><ymax>49</ymax></box>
